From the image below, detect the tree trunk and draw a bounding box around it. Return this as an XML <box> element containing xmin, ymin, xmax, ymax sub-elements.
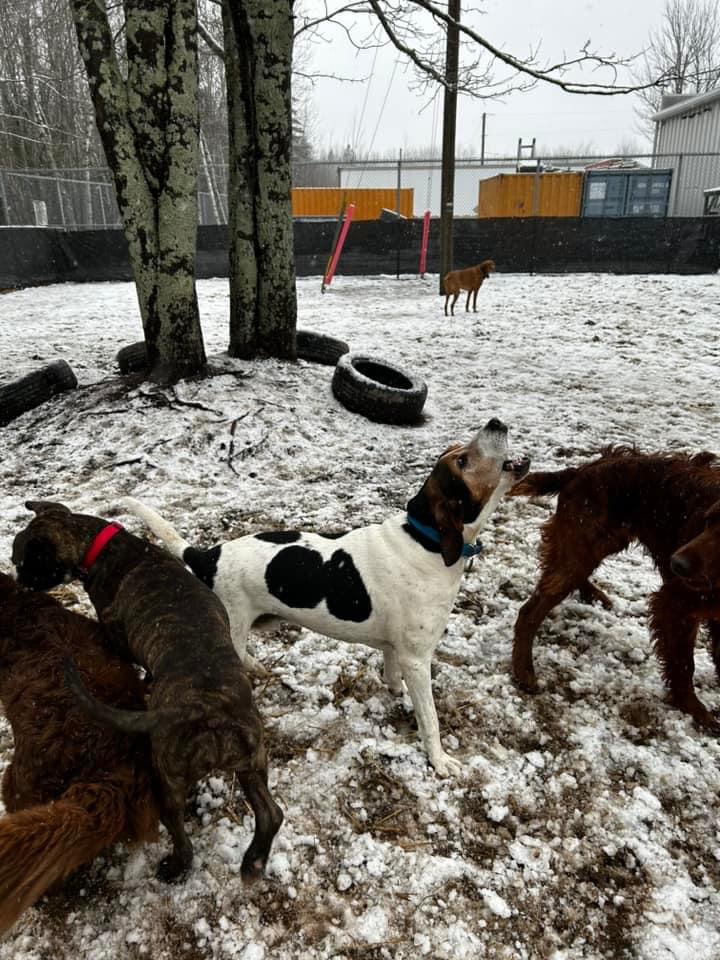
<box><xmin>222</xmin><ymin>0</ymin><xmax>297</xmax><ymax>360</ymax></box>
<box><xmin>69</xmin><ymin>0</ymin><xmax>206</xmax><ymax>384</ymax></box>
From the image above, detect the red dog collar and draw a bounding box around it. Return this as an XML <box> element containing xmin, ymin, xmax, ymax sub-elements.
<box><xmin>79</xmin><ymin>521</ymin><xmax>123</xmax><ymax>575</ymax></box>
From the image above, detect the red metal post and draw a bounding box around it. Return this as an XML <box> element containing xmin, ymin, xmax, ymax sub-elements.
<box><xmin>322</xmin><ymin>203</ymin><xmax>356</xmax><ymax>290</ymax></box>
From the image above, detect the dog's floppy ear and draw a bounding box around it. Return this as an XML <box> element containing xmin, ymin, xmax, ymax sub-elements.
<box><xmin>430</xmin><ymin>496</ymin><xmax>465</xmax><ymax>567</ymax></box>
<box><xmin>14</xmin><ymin>536</ymin><xmax>66</xmax><ymax>589</ymax></box>
<box><xmin>25</xmin><ymin>500</ymin><xmax>71</xmax><ymax>515</ymax></box>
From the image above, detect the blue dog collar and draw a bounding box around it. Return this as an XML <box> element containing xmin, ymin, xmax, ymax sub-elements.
<box><xmin>406</xmin><ymin>514</ymin><xmax>483</xmax><ymax>559</ymax></box>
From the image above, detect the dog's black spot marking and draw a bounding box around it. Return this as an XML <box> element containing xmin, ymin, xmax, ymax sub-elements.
<box><xmin>265</xmin><ymin>547</ymin><xmax>372</xmax><ymax>622</ymax></box>
<box><xmin>318</xmin><ymin>530</ymin><xmax>346</xmax><ymax>540</ymax></box>
<box><xmin>183</xmin><ymin>545</ymin><xmax>221</xmax><ymax>588</ymax></box>
<box><xmin>324</xmin><ymin>550</ymin><xmax>372</xmax><ymax>622</ymax></box>
<box><xmin>265</xmin><ymin>546</ymin><xmax>325</xmax><ymax>608</ymax></box>
<box><xmin>255</xmin><ymin>531</ymin><xmax>301</xmax><ymax>544</ymax></box>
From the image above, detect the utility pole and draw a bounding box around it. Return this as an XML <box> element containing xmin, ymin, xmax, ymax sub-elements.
<box><xmin>480</xmin><ymin>112</ymin><xmax>486</xmax><ymax>165</ymax></box>
<box><xmin>438</xmin><ymin>0</ymin><xmax>460</xmax><ymax>293</ymax></box>
<box><xmin>440</xmin><ymin>0</ymin><xmax>460</xmax><ymax>293</ymax></box>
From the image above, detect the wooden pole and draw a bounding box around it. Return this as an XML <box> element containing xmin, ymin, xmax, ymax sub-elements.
<box><xmin>396</xmin><ymin>148</ymin><xmax>402</xmax><ymax>279</ymax></box>
<box><xmin>438</xmin><ymin>0</ymin><xmax>460</xmax><ymax>294</ymax></box>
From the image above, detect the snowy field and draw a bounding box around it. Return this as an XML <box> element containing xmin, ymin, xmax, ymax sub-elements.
<box><xmin>1</xmin><ymin>271</ymin><xmax>719</xmax><ymax>960</ymax></box>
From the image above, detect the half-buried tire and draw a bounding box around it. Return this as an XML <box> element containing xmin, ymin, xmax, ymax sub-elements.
<box><xmin>0</xmin><ymin>360</ymin><xmax>78</xmax><ymax>426</ymax></box>
<box><xmin>297</xmin><ymin>329</ymin><xmax>349</xmax><ymax>366</ymax></box>
<box><xmin>331</xmin><ymin>353</ymin><xmax>427</xmax><ymax>425</ymax></box>
<box><xmin>116</xmin><ymin>341</ymin><xmax>148</xmax><ymax>374</ymax></box>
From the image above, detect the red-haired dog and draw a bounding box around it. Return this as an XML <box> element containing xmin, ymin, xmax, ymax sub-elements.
<box><xmin>443</xmin><ymin>259</ymin><xmax>495</xmax><ymax>316</ymax></box>
<box><xmin>0</xmin><ymin>572</ymin><xmax>158</xmax><ymax>934</ymax></box>
<box><xmin>510</xmin><ymin>447</ymin><xmax>720</xmax><ymax>730</ymax></box>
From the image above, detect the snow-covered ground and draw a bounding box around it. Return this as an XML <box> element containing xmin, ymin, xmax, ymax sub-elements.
<box><xmin>1</xmin><ymin>271</ymin><xmax>719</xmax><ymax>959</ymax></box>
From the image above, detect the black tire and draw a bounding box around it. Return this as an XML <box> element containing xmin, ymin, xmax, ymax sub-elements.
<box><xmin>297</xmin><ymin>329</ymin><xmax>349</xmax><ymax>366</ymax></box>
<box><xmin>0</xmin><ymin>360</ymin><xmax>78</xmax><ymax>426</ymax></box>
<box><xmin>331</xmin><ymin>353</ymin><xmax>427</xmax><ymax>425</ymax></box>
<box><xmin>117</xmin><ymin>341</ymin><xmax>148</xmax><ymax>374</ymax></box>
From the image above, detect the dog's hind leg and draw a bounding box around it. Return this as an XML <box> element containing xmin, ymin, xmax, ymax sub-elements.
<box><xmin>153</xmin><ymin>772</ymin><xmax>194</xmax><ymax>882</ymax></box>
<box><xmin>465</xmin><ymin>290</ymin><xmax>472</xmax><ymax>312</ymax></box>
<box><xmin>450</xmin><ymin>292</ymin><xmax>460</xmax><ymax>316</ymax></box>
<box><xmin>238</xmin><ymin>769</ymin><xmax>284</xmax><ymax>883</ymax></box>
<box><xmin>512</xmin><ymin>580</ymin><xmax>575</xmax><ymax>692</ymax></box>
<box><xmin>513</xmin><ymin>568</ymin><xmax>606</xmax><ymax>692</ymax></box>
<box><xmin>382</xmin><ymin>647</ymin><xmax>404</xmax><ymax>696</ymax></box>
<box><xmin>514</xmin><ymin>511</ymin><xmax>626</xmax><ymax>691</ymax></box>
<box><xmin>444</xmin><ymin>294</ymin><xmax>450</xmax><ymax>316</ymax></box>
<box><xmin>225</xmin><ymin>601</ymin><xmax>269</xmax><ymax>677</ymax></box>
<box><xmin>398</xmin><ymin>653</ymin><xmax>460</xmax><ymax>777</ymax></box>
<box><xmin>707</xmin><ymin>620</ymin><xmax>720</xmax><ymax>682</ymax></box>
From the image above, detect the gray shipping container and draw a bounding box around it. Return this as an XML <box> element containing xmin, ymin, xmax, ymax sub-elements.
<box><xmin>582</xmin><ymin>169</ymin><xmax>673</xmax><ymax>217</ymax></box>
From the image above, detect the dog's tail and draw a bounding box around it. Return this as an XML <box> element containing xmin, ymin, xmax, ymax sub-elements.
<box><xmin>0</xmin><ymin>779</ymin><xmax>131</xmax><ymax>934</ymax></box>
<box><xmin>509</xmin><ymin>467</ymin><xmax>579</xmax><ymax>498</ymax></box>
<box><xmin>65</xmin><ymin>659</ymin><xmax>175</xmax><ymax>735</ymax></box>
<box><xmin>119</xmin><ymin>496</ymin><xmax>190</xmax><ymax>560</ymax></box>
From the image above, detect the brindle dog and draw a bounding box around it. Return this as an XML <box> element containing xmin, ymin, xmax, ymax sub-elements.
<box><xmin>12</xmin><ymin>501</ymin><xmax>283</xmax><ymax>883</ymax></box>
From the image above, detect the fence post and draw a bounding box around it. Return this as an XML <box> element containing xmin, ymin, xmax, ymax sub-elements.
<box><xmin>98</xmin><ymin>184</ymin><xmax>107</xmax><ymax>227</ymax></box>
<box><xmin>396</xmin><ymin>149</ymin><xmax>402</xmax><ymax>279</ymax></box>
<box><xmin>419</xmin><ymin>210</ymin><xmax>431</xmax><ymax>277</ymax></box>
<box><xmin>532</xmin><ymin>159</ymin><xmax>541</xmax><ymax>216</ymax></box>
<box><xmin>0</xmin><ymin>170</ymin><xmax>8</xmax><ymax>225</ymax></box>
<box><xmin>670</xmin><ymin>152</ymin><xmax>683</xmax><ymax>217</ymax></box>
<box><xmin>55</xmin><ymin>172</ymin><xmax>66</xmax><ymax>227</ymax></box>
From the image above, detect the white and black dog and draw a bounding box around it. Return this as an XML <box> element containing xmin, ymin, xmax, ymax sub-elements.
<box><xmin>122</xmin><ymin>419</ymin><xmax>529</xmax><ymax>776</ymax></box>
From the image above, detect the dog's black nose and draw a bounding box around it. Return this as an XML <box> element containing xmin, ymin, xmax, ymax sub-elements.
<box><xmin>485</xmin><ymin>418</ymin><xmax>507</xmax><ymax>434</ymax></box>
<box><xmin>670</xmin><ymin>553</ymin><xmax>693</xmax><ymax>577</ymax></box>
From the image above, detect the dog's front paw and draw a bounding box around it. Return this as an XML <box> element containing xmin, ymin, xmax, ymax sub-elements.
<box><xmin>156</xmin><ymin>852</ymin><xmax>191</xmax><ymax>883</ymax></box>
<box><xmin>512</xmin><ymin>669</ymin><xmax>539</xmax><ymax>694</ymax></box>
<box><xmin>240</xmin><ymin>854</ymin><xmax>267</xmax><ymax>885</ymax></box>
<box><xmin>430</xmin><ymin>750</ymin><xmax>463</xmax><ymax>778</ymax></box>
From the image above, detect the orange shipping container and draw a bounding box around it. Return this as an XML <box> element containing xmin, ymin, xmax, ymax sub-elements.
<box><xmin>292</xmin><ymin>188</ymin><xmax>414</xmax><ymax>220</ymax></box>
<box><xmin>477</xmin><ymin>173</ymin><xmax>583</xmax><ymax>218</ymax></box>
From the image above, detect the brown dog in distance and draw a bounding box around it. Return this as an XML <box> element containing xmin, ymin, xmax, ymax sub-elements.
<box><xmin>0</xmin><ymin>572</ymin><xmax>158</xmax><ymax>934</ymax></box>
<box><xmin>510</xmin><ymin>447</ymin><xmax>720</xmax><ymax>730</ymax></box>
<box><xmin>443</xmin><ymin>259</ymin><xmax>496</xmax><ymax>316</ymax></box>
<box><xmin>12</xmin><ymin>501</ymin><xmax>283</xmax><ymax>883</ymax></box>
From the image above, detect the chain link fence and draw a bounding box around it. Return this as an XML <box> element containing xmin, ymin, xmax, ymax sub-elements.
<box><xmin>1</xmin><ymin>152</ymin><xmax>719</xmax><ymax>227</ymax></box>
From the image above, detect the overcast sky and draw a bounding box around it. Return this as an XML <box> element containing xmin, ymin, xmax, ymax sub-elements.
<box><xmin>303</xmin><ymin>0</ymin><xmax>665</xmax><ymax>159</ymax></box>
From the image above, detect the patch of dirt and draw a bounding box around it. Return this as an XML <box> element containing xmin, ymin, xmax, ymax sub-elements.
<box><xmin>340</xmin><ymin>756</ymin><xmax>430</xmax><ymax>851</ymax></box>
<box><xmin>332</xmin><ymin>665</ymin><xmax>385</xmax><ymax>704</ymax></box>
<box><xmin>247</xmin><ymin>882</ymin><xmax>345</xmax><ymax>946</ymax></box>
<box><xmin>618</xmin><ymin>698</ymin><xmax>665</xmax><ymax>745</ymax></box>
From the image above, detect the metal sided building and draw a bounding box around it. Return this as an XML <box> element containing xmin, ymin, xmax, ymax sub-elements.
<box><xmin>652</xmin><ymin>88</ymin><xmax>720</xmax><ymax>216</ymax></box>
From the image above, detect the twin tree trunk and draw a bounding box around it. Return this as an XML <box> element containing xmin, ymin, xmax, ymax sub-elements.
<box><xmin>223</xmin><ymin>1</ymin><xmax>297</xmax><ymax>360</ymax></box>
<box><xmin>70</xmin><ymin>0</ymin><xmax>206</xmax><ymax>384</ymax></box>
<box><xmin>71</xmin><ymin>0</ymin><xmax>297</xmax><ymax>379</ymax></box>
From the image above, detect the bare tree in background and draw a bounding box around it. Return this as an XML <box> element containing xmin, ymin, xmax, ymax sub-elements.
<box><xmin>0</xmin><ymin>0</ymin><xmax>101</xmax><ymax>170</ymax></box>
<box><xmin>635</xmin><ymin>0</ymin><xmax>720</xmax><ymax>135</ymax></box>
<box><xmin>220</xmin><ymin>1</ymin><xmax>296</xmax><ymax>360</ymax></box>
<box><xmin>70</xmin><ymin>0</ymin><xmax>206</xmax><ymax>384</ymax></box>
